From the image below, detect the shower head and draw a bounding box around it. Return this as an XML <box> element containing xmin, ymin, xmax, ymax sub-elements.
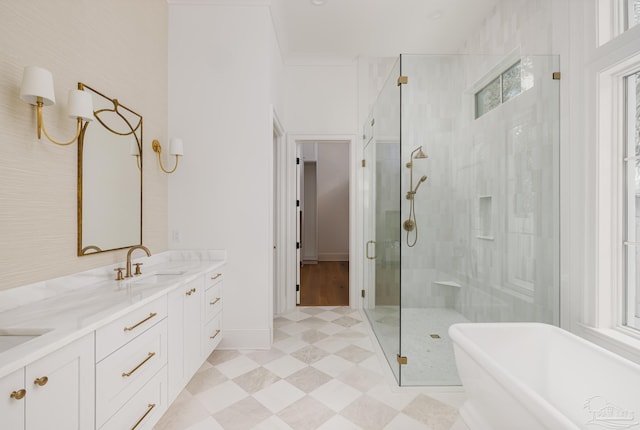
<box><xmin>414</xmin><ymin>147</ymin><xmax>427</xmax><ymax>159</ymax></box>
<box><xmin>406</xmin><ymin>146</ymin><xmax>428</xmax><ymax>168</ymax></box>
<box><xmin>413</xmin><ymin>175</ymin><xmax>428</xmax><ymax>193</ymax></box>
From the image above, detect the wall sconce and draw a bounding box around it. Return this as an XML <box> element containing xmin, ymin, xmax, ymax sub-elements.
<box><xmin>152</xmin><ymin>138</ymin><xmax>183</xmax><ymax>174</ymax></box>
<box><xmin>20</xmin><ymin>66</ymin><xmax>93</xmax><ymax>146</ymax></box>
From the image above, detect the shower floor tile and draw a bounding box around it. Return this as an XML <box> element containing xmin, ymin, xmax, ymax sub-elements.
<box><xmin>365</xmin><ymin>306</ymin><xmax>469</xmax><ymax>386</ymax></box>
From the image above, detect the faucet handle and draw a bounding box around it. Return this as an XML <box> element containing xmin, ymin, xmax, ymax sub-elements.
<box><xmin>133</xmin><ymin>263</ymin><xmax>143</xmax><ymax>276</ymax></box>
<box><xmin>114</xmin><ymin>267</ymin><xmax>125</xmax><ymax>281</ymax></box>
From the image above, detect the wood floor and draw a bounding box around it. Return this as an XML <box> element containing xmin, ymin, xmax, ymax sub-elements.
<box><xmin>299</xmin><ymin>261</ymin><xmax>349</xmax><ymax>306</ymax></box>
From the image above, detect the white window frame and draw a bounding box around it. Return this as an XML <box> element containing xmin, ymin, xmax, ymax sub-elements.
<box><xmin>590</xmin><ymin>41</ymin><xmax>640</xmax><ymax>350</ymax></box>
<box><xmin>625</xmin><ymin>71</ymin><xmax>640</xmax><ymax>328</ymax></box>
<box><xmin>598</xmin><ymin>0</ymin><xmax>640</xmax><ymax>44</ymax></box>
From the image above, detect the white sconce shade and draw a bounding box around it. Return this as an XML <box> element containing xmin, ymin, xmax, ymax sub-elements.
<box><xmin>169</xmin><ymin>138</ymin><xmax>184</xmax><ymax>156</ymax></box>
<box><xmin>20</xmin><ymin>66</ymin><xmax>56</xmax><ymax>106</ymax></box>
<box><xmin>67</xmin><ymin>89</ymin><xmax>94</xmax><ymax>121</ymax></box>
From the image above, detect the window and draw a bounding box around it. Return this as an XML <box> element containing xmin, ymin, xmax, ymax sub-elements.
<box><xmin>626</xmin><ymin>0</ymin><xmax>640</xmax><ymax>30</ymax></box>
<box><xmin>625</xmin><ymin>70</ymin><xmax>640</xmax><ymax>329</ymax></box>
<box><xmin>475</xmin><ymin>61</ymin><xmax>522</xmax><ymax>119</ymax></box>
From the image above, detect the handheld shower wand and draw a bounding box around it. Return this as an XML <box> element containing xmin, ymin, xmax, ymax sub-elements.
<box><xmin>403</xmin><ymin>147</ymin><xmax>428</xmax><ymax>247</ymax></box>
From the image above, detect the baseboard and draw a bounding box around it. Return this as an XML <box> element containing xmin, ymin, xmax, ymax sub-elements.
<box><xmin>218</xmin><ymin>328</ymin><xmax>271</xmax><ymax>350</ymax></box>
<box><xmin>318</xmin><ymin>253</ymin><xmax>349</xmax><ymax>261</ymax></box>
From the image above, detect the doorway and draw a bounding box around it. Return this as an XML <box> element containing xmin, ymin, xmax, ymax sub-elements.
<box><xmin>274</xmin><ymin>135</ymin><xmax>359</xmax><ymax>315</ymax></box>
<box><xmin>297</xmin><ymin>141</ymin><xmax>350</xmax><ymax>306</ymax></box>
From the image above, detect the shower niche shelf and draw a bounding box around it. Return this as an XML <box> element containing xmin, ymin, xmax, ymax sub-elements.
<box><xmin>477</xmin><ymin>195</ymin><xmax>494</xmax><ymax>240</ymax></box>
<box><xmin>433</xmin><ymin>281</ymin><xmax>462</xmax><ymax>288</ymax></box>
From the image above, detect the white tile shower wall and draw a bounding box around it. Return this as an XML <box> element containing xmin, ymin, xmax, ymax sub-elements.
<box><xmin>400</xmin><ymin>55</ymin><xmax>460</xmax><ymax>309</ymax></box>
<box><xmin>399</xmin><ymin>53</ymin><xmax>558</xmax><ymax>324</ymax></box>
<box><xmin>396</xmin><ymin>0</ymin><xmax>559</xmax><ymax>322</ymax></box>
<box><xmin>460</xmin><ymin>0</ymin><xmax>554</xmax><ymax>55</ymax></box>
<box><xmin>450</xmin><ymin>56</ymin><xmax>558</xmax><ymax>323</ymax></box>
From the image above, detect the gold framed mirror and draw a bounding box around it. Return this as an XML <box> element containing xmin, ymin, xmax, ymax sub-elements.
<box><xmin>77</xmin><ymin>83</ymin><xmax>142</xmax><ymax>256</ymax></box>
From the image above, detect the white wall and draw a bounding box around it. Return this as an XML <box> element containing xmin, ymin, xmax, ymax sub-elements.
<box><xmin>0</xmin><ymin>0</ymin><xmax>168</xmax><ymax>291</ymax></box>
<box><xmin>317</xmin><ymin>143</ymin><xmax>350</xmax><ymax>261</ymax></box>
<box><xmin>168</xmin><ymin>3</ymin><xmax>283</xmax><ymax>348</ymax></box>
<box><xmin>285</xmin><ymin>60</ymin><xmax>358</xmax><ymax>134</ymax></box>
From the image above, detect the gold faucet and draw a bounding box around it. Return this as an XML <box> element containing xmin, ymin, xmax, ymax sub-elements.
<box><xmin>126</xmin><ymin>245</ymin><xmax>151</xmax><ymax>278</ymax></box>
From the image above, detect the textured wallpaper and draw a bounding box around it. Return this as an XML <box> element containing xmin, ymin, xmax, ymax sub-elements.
<box><xmin>0</xmin><ymin>0</ymin><xmax>168</xmax><ymax>290</ymax></box>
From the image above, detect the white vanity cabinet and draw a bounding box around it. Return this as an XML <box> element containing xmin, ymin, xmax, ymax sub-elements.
<box><xmin>202</xmin><ymin>269</ymin><xmax>224</xmax><ymax>357</ymax></box>
<box><xmin>95</xmin><ymin>295</ymin><xmax>168</xmax><ymax>430</ymax></box>
<box><xmin>0</xmin><ymin>368</ymin><xmax>26</xmax><ymax>429</ymax></box>
<box><xmin>0</xmin><ymin>255</ymin><xmax>226</xmax><ymax>430</ymax></box>
<box><xmin>0</xmin><ymin>333</ymin><xmax>95</xmax><ymax>430</ymax></box>
<box><xmin>167</xmin><ymin>276</ymin><xmax>203</xmax><ymax>402</ymax></box>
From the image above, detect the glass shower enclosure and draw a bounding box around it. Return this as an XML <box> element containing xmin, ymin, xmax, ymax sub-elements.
<box><xmin>363</xmin><ymin>54</ymin><xmax>560</xmax><ymax>386</ymax></box>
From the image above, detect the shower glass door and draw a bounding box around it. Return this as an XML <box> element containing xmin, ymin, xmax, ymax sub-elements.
<box><xmin>363</xmin><ymin>58</ymin><xmax>402</xmax><ymax>383</ymax></box>
<box><xmin>398</xmin><ymin>54</ymin><xmax>560</xmax><ymax>386</ymax></box>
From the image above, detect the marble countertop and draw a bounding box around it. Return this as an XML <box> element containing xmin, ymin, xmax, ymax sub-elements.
<box><xmin>0</xmin><ymin>250</ymin><xmax>225</xmax><ymax>377</ymax></box>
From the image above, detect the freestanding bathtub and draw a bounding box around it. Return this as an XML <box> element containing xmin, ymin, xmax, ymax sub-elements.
<box><xmin>449</xmin><ymin>323</ymin><xmax>640</xmax><ymax>430</ymax></box>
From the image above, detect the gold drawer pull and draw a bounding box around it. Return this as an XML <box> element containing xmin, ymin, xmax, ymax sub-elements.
<box><xmin>131</xmin><ymin>403</ymin><xmax>156</xmax><ymax>430</ymax></box>
<box><xmin>210</xmin><ymin>297</ymin><xmax>221</xmax><ymax>306</ymax></box>
<box><xmin>124</xmin><ymin>312</ymin><xmax>157</xmax><ymax>332</ymax></box>
<box><xmin>211</xmin><ymin>273</ymin><xmax>222</xmax><ymax>280</ymax></box>
<box><xmin>210</xmin><ymin>329</ymin><xmax>221</xmax><ymax>339</ymax></box>
<box><xmin>185</xmin><ymin>287</ymin><xmax>196</xmax><ymax>296</ymax></box>
<box><xmin>34</xmin><ymin>376</ymin><xmax>48</xmax><ymax>387</ymax></box>
<box><xmin>10</xmin><ymin>389</ymin><xmax>26</xmax><ymax>400</ymax></box>
<box><xmin>122</xmin><ymin>352</ymin><xmax>156</xmax><ymax>378</ymax></box>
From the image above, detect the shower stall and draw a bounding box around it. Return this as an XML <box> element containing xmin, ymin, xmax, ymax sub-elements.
<box><xmin>362</xmin><ymin>54</ymin><xmax>560</xmax><ymax>386</ymax></box>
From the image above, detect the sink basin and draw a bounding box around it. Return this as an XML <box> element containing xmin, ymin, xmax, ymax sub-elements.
<box><xmin>128</xmin><ymin>271</ymin><xmax>187</xmax><ymax>285</ymax></box>
<box><xmin>0</xmin><ymin>328</ymin><xmax>51</xmax><ymax>353</ymax></box>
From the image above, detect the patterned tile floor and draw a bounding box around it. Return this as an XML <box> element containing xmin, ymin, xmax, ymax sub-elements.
<box><xmin>154</xmin><ymin>306</ymin><xmax>468</xmax><ymax>430</ymax></box>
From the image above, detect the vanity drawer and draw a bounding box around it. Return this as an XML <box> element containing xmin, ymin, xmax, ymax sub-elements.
<box><xmin>202</xmin><ymin>314</ymin><xmax>222</xmax><ymax>357</ymax></box>
<box><xmin>96</xmin><ymin>295</ymin><xmax>167</xmax><ymax>361</ymax></box>
<box><xmin>204</xmin><ymin>282</ymin><xmax>223</xmax><ymax>323</ymax></box>
<box><xmin>99</xmin><ymin>367</ymin><xmax>167</xmax><ymax>430</ymax></box>
<box><xmin>206</xmin><ymin>269</ymin><xmax>223</xmax><ymax>288</ymax></box>
<box><xmin>96</xmin><ymin>319</ymin><xmax>167</xmax><ymax>428</ymax></box>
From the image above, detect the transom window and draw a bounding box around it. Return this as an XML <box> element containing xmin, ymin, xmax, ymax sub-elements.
<box><xmin>475</xmin><ymin>61</ymin><xmax>522</xmax><ymax>119</ymax></box>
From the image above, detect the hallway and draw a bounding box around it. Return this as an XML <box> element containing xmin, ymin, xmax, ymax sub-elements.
<box><xmin>300</xmin><ymin>261</ymin><xmax>349</xmax><ymax>306</ymax></box>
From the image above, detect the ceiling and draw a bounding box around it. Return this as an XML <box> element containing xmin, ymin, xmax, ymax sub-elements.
<box><xmin>269</xmin><ymin>0</ymin><xmax>503</xmax><ymax>59</ymax></box>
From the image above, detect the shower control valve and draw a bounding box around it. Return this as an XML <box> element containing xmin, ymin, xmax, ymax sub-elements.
<box><xmin>403</xmin><ymin>219</ymin><xmax>416</xmax><ymax>232</ymax></box>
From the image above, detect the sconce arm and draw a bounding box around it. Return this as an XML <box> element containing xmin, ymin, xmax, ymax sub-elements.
<box><xmin>152</xmin><ymin>139</ymin><xmax>180</xmax><ymax>174</ymax></box>
<box><xmin>37</xmin><ymin>101</ymin><xmax>83</xmax><ymax>146</ymax></box>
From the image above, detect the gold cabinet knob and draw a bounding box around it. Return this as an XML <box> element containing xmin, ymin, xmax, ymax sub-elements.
<box><xmin>211</xmin><ymin>273</ymin><xmax>222</xmax><ymax>280</ymax></box>
<box><xmin>10</xmin><ymin>389</ymin><xmax>26</xmax><ymax>400</ymax></box>
<box><xmin>34</xmin><ymin>376</ymin><xmax>48</xmax><ymax>386</ymax></box>
<box><xmin>185</xmin><ymin>287</ymin><xmax>196</xmax><ymax>296</ymax></box>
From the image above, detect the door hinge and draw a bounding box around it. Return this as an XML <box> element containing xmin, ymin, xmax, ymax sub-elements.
<box><xmin>361</xmin><ymin>159</ymin><xmax>366</xmax><ymax>167</ymax></box>
<box><xmin>397</xmin><ymin>76</ymin><xmax>408</xmax><ymax>86</ymax></box>
<box><xmin>296</xmin><ymin>284</ymin><xmax>300</xmax><ymax>292</ymax></box>
<box><xmin>361</xmin><ymin>289</ymin><xmax>365</xmax><ymax>298</ymax></box>
<box><xmin>397</xmin><ymin>354</ymin><xmax>408</xmax><ymax>365</ymax></box>
<box><xmin>296</xmin><ymin>242</ymin><xmax>300</xmax><ymax>249</ymax></box>
<box><xmin>552</xmin><ymin>72</ymin><xmax>561</xmax><ymax>80</ymax></box>
<box><xmin>296</xmin><ymin>157</ymin><xmax>300</xmax><ymax>165</ymax></box>
<box><xmin>296</xmin><ymin>199</ymin><xmax>300</xmax><ymax>207</ymax></box>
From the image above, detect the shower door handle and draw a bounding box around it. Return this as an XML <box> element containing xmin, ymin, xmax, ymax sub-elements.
<box><xmin>366</xmin><ymin>240</ymin><xmax>376</xmax><ymax>260</ymax></box>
